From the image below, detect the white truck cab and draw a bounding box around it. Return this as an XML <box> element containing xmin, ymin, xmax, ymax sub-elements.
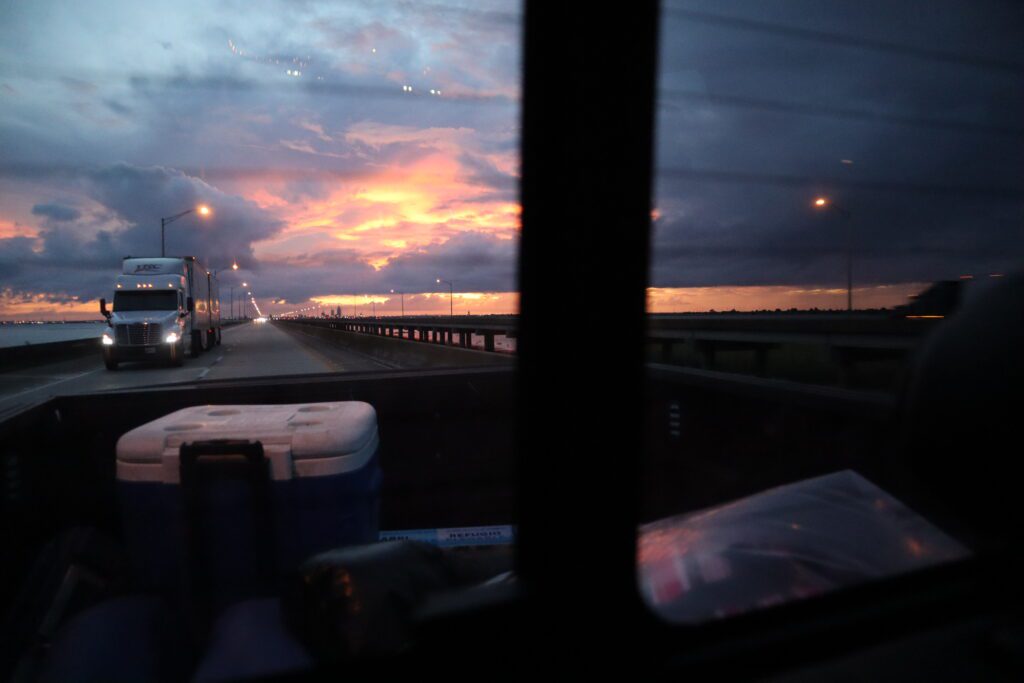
<box><xmin>99</xmin><ymin>257</ymin><xmax>220</xmax><ymax>369</ymax></box>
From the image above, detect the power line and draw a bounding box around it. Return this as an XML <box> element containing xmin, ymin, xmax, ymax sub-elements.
<box><xmin>652</xmin><ymin>244</ymin><xmax>1017</xmax><ymax>257</ymax></box>
<box><xmin>663</xmin><ymin>6</ymin><xmax>1024</xmax><ymax>76</ymax></box>
<box><xmin>0</xmin><ymin>161</ymin><xmax>516</xmax><ymax>189</ymax></box>
<box><xmin>0</xmin><ymin>64</ymin><xmax>517</xmax><ymax>107</ymax></box>
<box><xmin>4</xmin><ymin>160</ymin><xmax>1019</xmax><ymax>202</ymax></box>
<box><xmin>658</xmin><ymin>167</ymin><xmax>1024</xmax><ymax>201</ymax></box>
<box><xmin>659</xmin><ymin>88</ymin><xmax>1024</xmax><ymax>138</ymax></box>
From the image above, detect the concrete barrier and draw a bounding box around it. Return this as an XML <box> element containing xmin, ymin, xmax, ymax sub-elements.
<box><xmin>0</xmin><ymin>337</ymin><xmax>101</xmax><ymax>371</ymax></box>
<box><xmin>277</xmin><ymin>320</ymin><xmax>514</xmax><ymax>368</ymax></box>
<box><xmin>0</xmin><ymin>321</ymin><xmax>247</xmax><ymax>372</ymax></box>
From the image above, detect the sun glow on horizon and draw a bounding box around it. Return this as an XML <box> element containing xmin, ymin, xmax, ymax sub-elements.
<box><xmin>246</xmin><ymin>120</ymin><xmax>519</xmax><ymax>273</ymax></box>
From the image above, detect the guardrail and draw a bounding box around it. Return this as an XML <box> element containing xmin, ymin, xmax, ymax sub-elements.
<box><xmin>282</xmin><ymin>317</ymin><xmax>516</xmax><ymax>352</ymax></box>
<box><xmin>283</xmin><ymin>313</ymin><xmax>941</xmax><ymax>384</ymax></box>
<box><xmin>276</xmin><ymin>319</ymin><xmax>512</xmax><ymax>368</ymax></box>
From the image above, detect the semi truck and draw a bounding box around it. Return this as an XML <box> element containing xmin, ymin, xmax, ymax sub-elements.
<box><xmin>99</xmin><ymin>256</ymin><xmax>221</xmax><ymax>369</ymax></box>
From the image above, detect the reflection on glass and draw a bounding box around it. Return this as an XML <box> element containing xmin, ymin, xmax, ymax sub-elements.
<box><xmin>639</xmin><ymin>471</ymin><xmax>969</xmax><ymax>623</ymax></box>
<box><xmin>642</xmin><ymin>1</ymin><xmax>1017</xmax><ymax>623</ymax></box>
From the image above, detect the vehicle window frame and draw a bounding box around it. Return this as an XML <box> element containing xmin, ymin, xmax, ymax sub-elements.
<box><xmin>508</xmin><ymin>0</ymin><xmax>996</xmax><ymax>669</ymax></box>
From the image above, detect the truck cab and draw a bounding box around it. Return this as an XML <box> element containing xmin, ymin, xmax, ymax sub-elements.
<box><xmin>100</xmin><ymin>257</ymin><xmax>216</xmax><ymax>369</ymax></box>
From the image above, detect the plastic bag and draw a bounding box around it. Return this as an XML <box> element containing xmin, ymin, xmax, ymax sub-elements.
<box><xmin>638</xmin><ymin>470</ymin><xmax>969</xmax><ymax>623</ymax></box>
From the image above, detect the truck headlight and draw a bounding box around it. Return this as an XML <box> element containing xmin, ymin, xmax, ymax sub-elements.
<box><xmin>102</xmin><ymin>333</ymin><xmax>115</xmax><ymax>346</ymax></box>
<box><xmin>164</xmin><ymin>332</ymin><xmax>179</xmax><ymax>344</ymax></box>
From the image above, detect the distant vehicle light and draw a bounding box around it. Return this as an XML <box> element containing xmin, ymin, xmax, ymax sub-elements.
<box><xmin>255</xmin><ymin>317</ymin><xmax>268</xmax><ymax>324</ymax></box>
<box><xmin>164</xmin><ymin>332</ymin><xmax>179</xmax><ymax>344</ymax></box>
<box><xmin>102</xmin><ymin>333</ymin><xmax>115</xmax><ymax>346</ymax></box>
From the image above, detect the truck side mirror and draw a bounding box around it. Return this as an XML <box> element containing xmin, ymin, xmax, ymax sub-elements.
<box><xmin>100</xmin><ymin>298</ymin><xmax>111</xmax><ymax>319</ymax></box>
<box><xmin>187</xmin><ymin>297</ymin><xmax>195</xmax><ymax>312</ymax></box>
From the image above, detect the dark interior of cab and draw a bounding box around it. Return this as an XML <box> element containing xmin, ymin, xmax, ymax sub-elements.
<box><xmin>1</xmin><ymin>3</ymin><xmax>1022</xmax><ymax>680</ymax></box>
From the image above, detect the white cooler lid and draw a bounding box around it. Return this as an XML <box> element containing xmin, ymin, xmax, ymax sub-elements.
<box><xmin>116</xmin><ymin>401</ymin><xmax>378</xmax><ymax>483</ymax></box>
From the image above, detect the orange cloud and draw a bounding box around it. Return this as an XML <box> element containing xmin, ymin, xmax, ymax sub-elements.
<box><xmin>0</xmin><ymin>292</ymin><xmax>100</xmax><ymax>321</ymax></box>
<box><xmin>646</xmin><ymin>283</ymin><xmax>929</xmax><ymax>312</ymax></box>
<box><xmin>249</xmin><ymin>122</ymin><xmax>520</xmax><ymax>269</ymax></box>
<box><xmin>274</xmin><ymin>291</ymin><xmax>519</xmax><ymax>317</ymax></box>
<box><xmin>0</xmin><ymin>219</ymin><xmax>39</xmax><ymax>239</ymax></box>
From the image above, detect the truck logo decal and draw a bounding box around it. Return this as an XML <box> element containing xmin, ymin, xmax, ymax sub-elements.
<box><xmin>133</xmin><ymin>264</ymin><xmax>161</xmax><ymax>273</ymax></box>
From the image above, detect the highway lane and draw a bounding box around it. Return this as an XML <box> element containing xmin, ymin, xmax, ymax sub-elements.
<box><xmin>0</xmin><ymin>321</ymin><xmax>393</xmax><ymax>417</ymax></box>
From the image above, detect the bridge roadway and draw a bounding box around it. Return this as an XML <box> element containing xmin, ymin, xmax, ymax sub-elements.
<box><xmin>0</xmin><ymin>321</ymin><xmax>396</xmax><ymax>418</ymax></box>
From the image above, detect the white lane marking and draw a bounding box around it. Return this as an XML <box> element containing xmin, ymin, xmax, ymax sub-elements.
<box><xmin>197</xmin><ymin>367</ymin><xmax>211</xmax><ymax>379</ymax></box>
<box><xmin>1</xmin><ymin>368</ymin><xmax>102</xmax><ymax>402</ymax></box>
<box><xmin>214</xmin><ymin>355</ymin><xmax>223</xmax><ymax>364</ymax></box>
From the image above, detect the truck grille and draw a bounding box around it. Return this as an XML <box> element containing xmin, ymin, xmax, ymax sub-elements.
<box><xmin>115</xmin><ymin>323</ymin><xmax>162</xmax><ymax>345</ymax></box>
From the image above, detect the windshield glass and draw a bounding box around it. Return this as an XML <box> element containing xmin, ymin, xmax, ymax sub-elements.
<box><xmin>640</xmin><ymin>0</ymin><xmax>1021</xmax><ymax>624</ymax></box>
<box><xmin>0</xmin><ymin>0</ymin><xmax>522</xmax><ymax>400</ymax></box>
<box><xmin>113</xmin><ymin>291</ymin><xmax>179</xmax><ymax>312</ymax></box>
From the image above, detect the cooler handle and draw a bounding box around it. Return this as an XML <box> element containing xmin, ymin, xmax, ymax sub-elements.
<box><xmin>178</xmin><ymin>439</ymin><xmax>276</xmax><ymax>606</ymax></box>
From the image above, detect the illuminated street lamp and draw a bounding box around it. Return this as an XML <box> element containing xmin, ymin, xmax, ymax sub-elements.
<box><xmin>160</xmin><ymin>204</ymin><xmax>211</xmax><ymax>257</ymax></box>
<box><xmin>390</xmin><ymin>289</ymin><xmax>405</xmax><ymax>317</ymax></box>
<box><xmin>812</xmin><ymin>196</ymin><xmax>853</xmax><ymax>312</ymax></box>
<box><xmin>436</xmin><ymin>278</ymin><xmax>454</xmax><ymax>317</ymax></box>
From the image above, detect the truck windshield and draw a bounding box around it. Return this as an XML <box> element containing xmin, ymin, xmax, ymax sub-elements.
<box><xmin>113</xmin><ymin>291</ymin><xmax>179</xmax><ymax>312</ymax></box>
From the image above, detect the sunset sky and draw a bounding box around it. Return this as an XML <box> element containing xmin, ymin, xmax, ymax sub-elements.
<box><xmin>1</xmin><ymin>1</ymin><xmax>1021</xmax><ymax>320</ymax></box>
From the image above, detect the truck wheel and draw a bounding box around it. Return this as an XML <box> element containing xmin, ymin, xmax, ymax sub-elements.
<box><xmin>190</xmin><ymin>331</ymin><xmax>202</xmax><ymax>358</ymax></box>
<box><xmin>204</xmin><ymin>329</ymin><xmax>214</xmax><ymax>351</ymax></box>
<box><xmin>169</xmin><ymin>342</ymin><xmax>184</xmax><ymax>367</ymax></box>
<box><xmin>104</xmin><ymin>357</ymin><xmax>119</xmax><ymax>371</ymax></box>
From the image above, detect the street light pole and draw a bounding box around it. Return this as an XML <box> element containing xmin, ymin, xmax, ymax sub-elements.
<box><xmin>160</xmin><ymin>205</ymin><xmax>210</xmax><ymax>257</ymax></box>
<box><xmin>813</xmin><ymin>198</ymin><xmax>853</xmax><ymax>313</ymax></box>
<box><xmin>436</xmin><ymin>279</ymin><xmax>454</xmax><ymax>317</ymax></box>
<box><xmin>207</xmin><ymin>263</ymin><xmax>237</xmax><ymax>320</ymax></box>
<box><xmin>845</xmin><ymin>214</ymin><xmax>852</xmax><ymax>313</ymax></box>
<box><xmin>390</xmin><ymin>290</ymin><xmax>405</xmax><ymax>317</ymax></box>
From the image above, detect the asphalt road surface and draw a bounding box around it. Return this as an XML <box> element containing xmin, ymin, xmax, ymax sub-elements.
<box><xmin>0</xmin><ymin>321</ymin><xmax>397</xmax><ymax>417</ymax></box>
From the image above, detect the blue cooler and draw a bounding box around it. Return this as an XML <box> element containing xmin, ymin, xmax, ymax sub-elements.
<box><xmin>115</xmin><ymin>402</ymin><xmax>381</xmax><ymax>598</ymax></box>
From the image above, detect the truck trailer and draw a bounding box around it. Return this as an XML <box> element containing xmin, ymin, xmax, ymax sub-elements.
<box><xmin>99</xmin><ymin>256</ymin><xmax>221</xmax><ymax>369</ymax></box>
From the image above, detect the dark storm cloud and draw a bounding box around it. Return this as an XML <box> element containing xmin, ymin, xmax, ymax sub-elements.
<box><xmin>83</xmin><ymin>163</ymin><xmax>282</xmax><ymax>268</ymax></box>
<box><xmin>0</xmin><ymin>163</ymin><xmax>284</xmax><ymax>302</ymax></box>
<box><xmin>31</xmin><ymin>203</ymin><xmax>81</xmax><ymax>222</ymax></box>
<box><xmin>651</xmin><ymin>0</ymin><xmax>1024</xmax><ymax>288</ymax></box>
<box><xmin>382</xmin><ymin>231</ymin><xmax>517</xmax><ymax>292</ymax></box>
<box><xmin>103</xmin><ymin>99</ymin><xmax>134</xmax><ymax>117</ymax></box>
